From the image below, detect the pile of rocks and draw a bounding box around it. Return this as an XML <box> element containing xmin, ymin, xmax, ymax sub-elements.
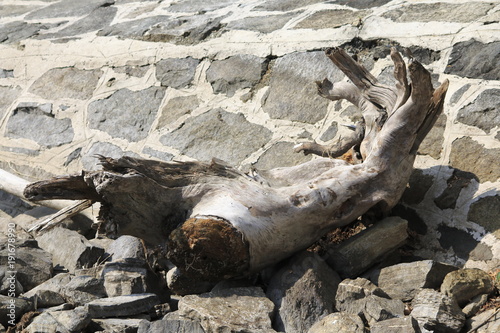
<box><xmin>1</xmin><ymin>206</ymin><xmax>498</xmax><ymax>332</ymax></box>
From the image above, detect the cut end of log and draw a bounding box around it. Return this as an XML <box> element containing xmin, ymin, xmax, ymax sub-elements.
<box><xmin>167</xmin><ymin>216</ymin><xmax>250</xmax><ymax>281</ymax></box>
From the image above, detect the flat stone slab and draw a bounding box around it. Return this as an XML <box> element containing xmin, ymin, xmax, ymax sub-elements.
<box><xmin>86</xmin><ymin>293</ymin><xmax>160</xmax><ymax>318</ymax></box>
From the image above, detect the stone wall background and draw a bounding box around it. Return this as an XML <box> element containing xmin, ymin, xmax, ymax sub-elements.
<box><xmin>0</xmin><ymin>0</ymin><xmax>499</xmax><ymax>271</ymax></box>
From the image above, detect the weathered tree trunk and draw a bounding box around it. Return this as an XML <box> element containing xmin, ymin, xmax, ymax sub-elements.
<box><xmin>23</xmin><ymin>48</ymin><xmax>448</xmax><ymax>282</ymax></box>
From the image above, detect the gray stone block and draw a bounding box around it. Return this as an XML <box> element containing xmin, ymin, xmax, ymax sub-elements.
<box><xmin>106</xmin><ymin>235</ymin><xmax>146</xmax><ymax>261</ymax></box>
<box><xmin>307</xmin><ymin>312</ymin><xmax>365</xmax><ymax>333</ymax></box>
<box><xmin>156</xmin><ymin>58</ymin><xmax>199</xmax><ymax>88</ymax></box>
<box><xmin>103</xmin><ymin>259</ymin><xmax>148</xmax><ymax>297</ymax></box>
<box><xmin>86</xmin><ymin>293</ymin><xmax>160</xmax><ymax>318</ymax></box>
<box><xmin>445</xmin><ymin>39</ymin><xmax>500</xmax><ymax>80</ymax></box>
<box><xmin>370</xmin><ymin>316</ymin><xmax>420</xmax><ymax>333</ymax></box>
<box><xmin>456</xmin><ymin>89</ymin><xmax>500</xmax><ymax>134</ymax></box>
<box><xmin>138</xmin><ymin>312</ymin><xmax>206</xmax><ymax>333</ymax></box>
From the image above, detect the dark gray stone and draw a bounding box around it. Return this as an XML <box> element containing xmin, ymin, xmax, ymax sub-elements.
<box><xmin>29</xmin><ymin>67</ymin><xmax>102</xmax><ymax>100</ymax></box>
<box><xmin>434</xmin><ymin>169</ymin><xmax>478</xmax><ymax>210</ymax></box>
<box><xmin>0</xmin><ymin>189</ymin><xmax>32</xmax><ymax>217</ymax></box>
<box><xmin>254</xmin><ymin>142</ymin><xmax>312</xmax><ymax>170</ymax></box>
<box><xmin>0</xmin><ymin>21</ymin><xmax>50</xmax><ymax>44</ymax></box>
<box><xmin>450</xmin><ymin>84</ymin><xmax>471</xmax><ymax>105</ymax></box>
<box><xmin>294</xmin><ymin>9</ymin><xmax>369</xmax><ymax>29</ymax></box>
<box><xmin>0</xmin><ymin>86</ymin><xmax>22</xmax><ymax>119</ymax></box>
<box><xmin>160</xmin><ymin>109</ymin><xmax>272</xmax><ymax>165</ymax></box>
<box><xmin>335</xmin><ymin>0</ymin><xmax>391</xmax><ymax>9</ymax></box>
<box><xmin>22</xmin><ymin>273</ymin><xmax>73</xmax><ymax>300</ymax></box>
<box><xmin>377</xmin><ymin>260</ymin><xmax>458</xmax><ymax>302</ymax></box>
<box><xmin>449</xmin><ymin>137</ymin><xmax>500</xmax><ymax>183</ymax></box>
<box><xmin>31</xmin><ymin>290</ymin><xmax>66</xmax><ymax>308</ymax></box>
<box><xmin>262</xmin><ymin>51</ymin><xmax>344</xmax><ymax>123</ymax></box>
<box><xmin>113</xmin><ymin>64</ymin><xmax>149</xmax><ymax>78</ymax></box>
<box><xmin>86</xmin><ymin>294</ymin><xmax>160</xmax><ymax>318</ymax></box>
<box><xmin>98</xmin><ymin>15</ymin><xmax>170</xmax><ymax>39</ymax></box>
<box><xmin>418</xmin><ymin>113</ymin><xmax>446</xmax><ymax>159</ymax></box>
<box><xmin>456</xmin><ymin>89</ymin><xmax>500</xmax><ymax>133</ymax></box>
<box><xmin>0</xmin><ymin>295</ymin><xmax>33</xmax><ymax>327</ymax></box>
<box><xmin>371</xmin><ymin>316</ymin><xmax>421</xmax><ymax>333</ymax></box>
<box><xmin>0</xmin><ymin>266</ymin><xmax>23</xmax><ymax>296</ymax></box>
<box><xmin>36</xmin><ymin>227</ymin><xmax>105</xmax><ymax>273</ymax></box>
<box><xmin>325</xmin><ymin>216</ymin><xmax>408</xmax><ymax>278</ymax></box>
<box><xmin>0</xmin><ymin>69</ymin><xmax>13</xmax><ymax>78</ymax></box>
<box><xmin>0</xmin><ymin>240</ymin><xmax>53</xmax><ymax>292</ymax></box>
<box><xmin>319</xmin><ymin>122</ymin><xmax>338</xmax><ymax>142</ymax></box>
<box><xmin>468</xmin><ymin>195</ymin><xmax>500</xmax><ymax>236</ymax></box>
<box><xmin>335</xmin><ymin>277</ymin><xmax>389</xmax><ymax>307</ymax></box>
<box><xmin>64</xmin><ymin>148</ymin><xmax>82</xmax><ymax>167</ymax></box>
<box><xmin>106</xmin><ymin>236</ymin><xmax>145</xmax><ymax>261</ymax></box>
<box><xmin>254</xmin><ymin>0</ymin><xmax>324</xmax><ymax>11</ymax></box>
<box><xmin>6</xmin><ymin>103</ymin><xmax>74</xmax><ymax>148</ymax></box>
<box><xmin>266</xmin><ymin>252</ymin><xmax>341</xmax><ymax>332</ymax></box>
<box><xmin>167</xmin><ymin>0</ymin><xmax>234</xmax><ymax>12</ymax></box>
<box><xmin>61</xmin><ymin>275</ymin><xmax>106</xmax><ymax>306</ymax></box>
<box><xmin>88</xmin><ymin>87</ymin><xmax>166</xmax><ymax>142</ymax></box>
<box><xmin>206</xmin><ymin>55</ymin><xmax>267</xmax><ymax>97</ymax></box>
<box><xmin>26</xmin><ymin>0</ymin><xmax>115</xmax><ymax>19</ymax></box>
<box><xmin>39</xmin><ymin>5</ymin><xmax>117</xmax><ymax>39</ymax></box>
<box><xmin>462</xmin><ymin>293</ymin><xmax>489</xmax><ymax>318</ymax></box>
<box><xmin>441</xmin><ymin>268</ymin><xmax>495</xmax><ymax>307</ymax></box>
<box><xmin>157</xmin><ymin>95</ymin><xmax>199</xmax><ymax>128</ymax></box>
<box><xmin>401</xmin><ymin>169</ymin><xmax>434</xmax><ymax>205</ymax></box>
<box><xmin>103</xmin><ymin>259</ymin><xmax>148</xmax><ymax>297</ymax></box>
<box><xmin>138</xmin><ymin>311</ymin><xmax>205</xmax><ymax>333</ymax></box>
<box><xmin>438</xmin><ymin>224</ymin><xmax>483</xmax><ymax>262</ymax></box>
<box><xmin>382</xmin><ymin>3</ymin><xmax>494</xmax><ymax>23</ymax></box>
<box><xmin>307</xmin><ymin>312</ymin><xmax>365</xmax><ymax>333</ymax></box>
<box><xmin>178</xmin><ymin>287</ymin><xmax>274</xmax><ymax>332</ymax></box>
<box><xmin>156</xmin><ymin>58</ymin><xmax>199</xmax><ymax>89</ymax></box>
<box><xmin>411</xmin><ymin>288</ymin><xmax>465</xmax><ymax>333</ymax></box>
<box><xmin>445</xmin><ymin>40</ymin><xmax>500</xmax><ymax>80</ymax></box>
<box><xmin>141</xmin><ymin>147</ymin><xmax>174</xmax><ymax>162</ymax></box>
<box><xmin>226</xmin><ymin>12</ymin><xmax>297</xmax><ymax>33</ymax></box>
<box><xmin>166</xmin><ymin>267</ymin><xmax>213</xmax><ymax>296</ymax></box>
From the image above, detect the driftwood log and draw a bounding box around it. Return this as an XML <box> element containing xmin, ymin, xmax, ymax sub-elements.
<box><xmin>23</xmin><ymin>48</ymin><xmax>448</xmax><ymax>282</ymax></box>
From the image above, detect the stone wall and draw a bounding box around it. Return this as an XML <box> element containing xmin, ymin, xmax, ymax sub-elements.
<box><xmin>0</xmin><ymin>0</ymin><xmax>499</xmax><ymax>271</ymax></box>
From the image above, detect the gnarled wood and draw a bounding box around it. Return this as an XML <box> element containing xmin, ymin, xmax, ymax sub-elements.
<box><xmin>23</xmin><ymin>48</ymin><xmax>449</xmax><ymax>282</ymax></box>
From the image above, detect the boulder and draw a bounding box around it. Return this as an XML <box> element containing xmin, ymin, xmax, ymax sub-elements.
<box><xmin>370</xmin><ymin>316</ymin><xmax>421</xmax><ymax>333</ymax></box>
<box><xmin>0</xmin><ymin>295</ymin><xmax>33</xmax><ymax>327</ymax></box>
<box><xmin>377</xmin><ymin>260</ymin><xmax>458</xmax><ymax>301</ymax></box>
<box><xmin>22</xmin><ymin>273</ymin><xmax>73</xmax><ymax>299</ymax></box>
<box><xmin>266</xmin><ymin>252</ymin><xmax>341</xmax><ymax>332</ymax></box>
<box><xmin>106</xmin><ymin>235</ymin><xmax>146</xmax><ymax>261</ymax></box>
<box><xmin>85</xmin><ymin>294</ymin><xmax>160</xmax><ymax>319</ymax></box>
<box><xmin>441</xmin><ymin>268</ymin><xmax>494</xmax><ymax>306</ymax></box>
<box><xmin>307</xmin><ymin>312</ymin><xmax>365</xmax><ymax>333</ymax></box>
<box><xmin>30</xmin><ymin>290</ymin><xmax>65</xmax><ymax>308</ymax></box>
<box><xmin>61</xmin><ymin>275</ymin><xmax>106</xmax><ymax>306</ymax></box>
<box><xmin>103</xmin><ymin>259</ymin><xmax>148</xmax><ymax>297</ymax></box>
<box><xmin>137</xmin><ymin>312</ymin><xmax>206</xmax><ymax>333</ymax></box>
<box><xmin>166</xmin><ymin>267</ymin><xmax>213</xmax><ymax>296</ymax></box>
<box><xmin>25</xmin><ymin>306</ymin><xmax>91</xmax><ymax>333</ymax></box>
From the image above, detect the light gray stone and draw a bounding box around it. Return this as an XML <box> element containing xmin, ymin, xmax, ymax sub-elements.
<box><xmin>441</xmin><ymin>268</ymin><xmax>494</xmax><ymax>307</ymax></box>
<box><xmin>0</xmin><ymin>21</ymin><xmax>49</xmax><ymax>44</ymax></box>
<box><xmin>456</xmin><ymin>89</ymin><xmax>500</xmax><ymax>133</ymax></box>
<box><xmin>167</xmin><ymin>0</ymin><xmax>234</xmax><ymax>12</ymax></box>
<box><xmin>26</xmin><ymin>0</ymin><xmax>115</xmax><ymax>19</ymax></box>
<box><xmin>254</xmin><ymin>141</ymin><xmax>312</xmax><ymax>170</ymax></box>
<box><xmin>142</xmin><ymin>147</ymin><xmax>174</xmax><ymax>162</ymax></box>
<box><xmin>336</xmin><ymin>278</ymin><xmax>390</xmax><ymax>309</ymax></box>
<box><xmin>307</xmin><ymin>312</ymin><xmax>365</xmax><ymax>333</ymax></box>
<box><xmin>138</xmin><ymin>311</ymin><xmax>206</xmax><ymax>333</ymax></box>
<box><xmin>91</xmin><ymin>318</ymin><xmax>143</xmax><ymax>333</ymax></box>
<box><xmin>411</xmin><ymin>288</ymin><xmax>465</xmax><ymax>333</ymax></box>
<box><xmin>226</xmin><ymin>12</ymin><xmax>297</xmax><ymax>33</ymax></box>
<box><xmin>325</xmin><ymin>216</ymin><xmax>408</xmax><ymax>278</ymax></box>
<box><xmin>157</xmin><ymin>95</ymin><xmax>200</xmax><ymax>129</ymax></box>
<box><xmin>87</xmin><ymin>87</ymin><xmax>166</xmax><ymax>142</ymax></box>
<box><xmin>319</xmin><ymin>121</ymin><xmax>338</xmax><ymax>142</ymax></box>
<box><xmin>160</xmin><ymin>108</ymin><xmax>272</xmax><ymax>165</ymax></box>
<box><xmin>103</xmin><ymin>259</ymin><xmax>148</xmax><ymax>297</ymax></box>
<box><xmin>462</xmin><ymin>293</ymin><xmax>489</xmax><ymax>318</ymax></box>
<box><xmin>81</xmin><ymin>142</ymin><xmax>127</xmax><ymax>170</ymax></box>
<box><xmin>61</xmin><ymin>275</ymin><xmax>106</xmax><ymax>306</ymax></box>
<box><xmin>445</xmin><ymin>40</ymin><xmax>500</xmax><ymax>80</ymax></box>
<box><xmin>26</xmin><ymin>306</ymin><xmax>91</xmax><ymax>333</ymax></box>
<box><xmin>0</xmin><ymin>69</ymin><xmax>13</xmax><ymax>78</ymax></box>
<box><xmin>22</xmin><ymin>273</ymin><xmax>73</xmax><ymax>299</ymax></box>
<box><xmin>98</xmin><ymin>15</ymin><xmax>170</xmax><ymax>39</ymax></box>
<box><xmin>336</xmin><ymin>0</ymin><xmax>391</xmax><ymax>9</ymax></box>
<box><xmin>31</xmin><ymin>289</ymin><xmax>65</xmax><ymax>308</ymax></box>
<box><xmin>370</xmin><ymin>316</ymin><xmax>420</xmax><ymax>333</ymax></box>
<box><xmin>377</xmin><ymin>260</ymin><xmax>458</xmax><ymax>302</ymax></box>
<box><xmin>262</xmin><ymin>51</ymin><xmax>344</xmax><ymax>123</ymax></box>
<box><xmin>6</xmin><ymin>103</ymin><xmax>74</xmax><ymax>148</ymax></box>
<box><xmin>294</xmin><ymin>9</ymin><xmax>369</xmax><ymax>29</ymax></box>
<box><xmin>86</xmin><ymin>293</ymin><xmax>160</xmax><ymax>318</ymax></box>
<box><xmin>465</xmin><ymin>307</ymin><xmax>500</xmax><ymax>333</ymax></box>
<box><xmin>266</xmin><ymin>252</ymin><xmax>341</xmax><ymax>332</ymax></box>
<box><xmin>36</xmin><ymin>227</ymin><xmax>105</xmax><ymax>273</ymax></box>
<box><xmin>206</xmin><ymin>55</ymin><xmax>267</xmax><ymax>97</ymax></box>
<box><xmin>255</xmin><ymin>0</ymin><xmax>324</xmax><ymax>11</ymax></box>
<box><xmin>0</xmin><ymin>86</ymin><xmax>22</xmax><ymax>119</ymax></box>
<box><xmin>0</xmin><ymin>266</ymin><xmax>23</xmax><ymax>296</ymax></box>
<box><xmin>106</xmin><ymin>235</ymin><xmax>145</xmax><ymax>261</ymax></box>
<box><xmin>178</xmin><ymin>287</ymin><xmax>274</xmax><ymax>332</ymax></box>
<box><xmin>155</xmin><ymin>58</ymin><xmax>199</xmax><ymax>88</ymax></box>
<box><xmin>382</xmin><ymin>3</ymin><xmax>494</xmax><ymax>23</ymax></box>
<box><xmin>449</xmin><ymin>137</ymin><xmax>500</xmax><ymax>183</ymax></box>
<box><xmin>29</xmin><ymin>67</ymin><xmax>102</xmax><ymax>100</ymax></box>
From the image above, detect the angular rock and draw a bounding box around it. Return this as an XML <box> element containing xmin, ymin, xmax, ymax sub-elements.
<box><xmin>25</xmin><ymin>306</ymin><xmax>91</xmax><ymax>333</ymax></box>
<box><xmin>166</xmin><ymin>267</ymin><xmax>213</xmax><ymax>296</ymax></box>
<box><xmin>22</xmin><ymin>273</ymin><xmax>73</xmax><ymax>300</ymax></box>
<box><xmin>434</xmin><ymin>169</ymin><xmax>478</xmax><ymax>210</ymax></box>
<box><xmin>462</xmin><ymin>293</ymin><xmax>489</xmax><ymax>318</ymax></box>
<box><xmin>255</xmin><ymin>0</ymin><xmax>324</xmax><ymax>11</ymax></box>
<box><xmin>106</xmin><ymin>235</ymin><xmax>146</xmax><ymax>261</ymax></box>
<box><xmin>336</xmin><ymin>278</ymin><xmax>390</xmax><ymax>310</ymax></box>
<box><xmin>138</xmin><ymin>312</ymin><xmax>206</xmax><ymax>333</ymax></box>
<box><xmin>456</xmin><ymin>89</ymin><xmax>500</xmax><ymax>134</ymax></box>
<box><xmin>86</xmin><ymin>294</ymin><xmax>160</xmax><ymax>318</ymax></box>
<box><xmin>88</xmin><ymin>87</ymin><xmax>166</xmax><ymax>142</ymax></box>
<box><xmin>29</xmin><ymin>67</ymin><xmax>102</xmax><ymax>100</ymax></box>
<box><xmin>156</xmin><ymin>58</ymin><xmax>199</xmax><ymax>88</ymax></box>
<box><xmin>160</xmin><ymin>109</ymin><xmax>272</xmax><ymax>165</ymax></box>
<box><xmin>254</xmin><ymin>141</ymin><xmax>312</xmax><ymax>170</ymax></box>
<box><xmin>262</xmin><ymin>51</ymin><xmax>344</xmax><ymax>123</ymax></box>
<box><xmin>370</xmin><ymin>316</ymin><xmax>420</xmax><ymax>333</ymax></box>
<box><xmin>206</xmin><ymin>55</ymin><xmax>267</xmax><ymax>97</ymax></box>
<box><xmin>6</xmin><ymin>103</ymin><xmax>74</xmax><ymax>148</ymax></box>
<box><xmin>437</xmin><ymin>224</ymin><xmax>485</xmax><ymax>260</ymax></box>
<box><xmin>449</xmin><ymin>137</ymin><xmax>500</xmax><ymax>183</ymax></box>
<box><xmin>336</xmin><ymin>0</ymin><xmax>391</xmax><ymax>9</ymax></box>
<box><xmin>468</xmin><ymin>195</ymin><xmax>500</xmax><ymax>235</ymax></box>
<box><xmin>98</xmin><ymin>15</ymin><xmax>169</xmax><ymax>39</ymax></box>
<box><xmin>178</xmin><ymin>286</ymin><xmax>274</xmax><ymax>332</ymax></box>
<box><xmin>441</xmin><ymin>268</ymin><xmax>494</xmax><ymax>306</ymax></box>
<box><xmin>0</xmin><ymin>85</ymin><xmax>22</xmax><ymax>120</ymax></box>
<box><xmin>0</xmin><ymin>295</ymin><xmax>33</xmax><ymax>327</ymax></box>
<box><xmin>226</xmin><ymin>13</ymin><xmax>296</xmax><ymax>33</ymax></box>
<box><xmin>266</xmin><ymin>252</ymin><xmax>341</xmax><ymax>332</ymax></box>
<box><xmin>61</xmin><ymin>275</ymin><xmax>106</xmax><ymax>306</ymax></box>
<box><xmin>167</xmin><ymin>0</ymin><xmax>234</xmax><ymax>12</ymax></box>
<box><xmin>295</xmin><ymin>9</ymin><xmax>369</xmax><ymax>29</ymax></box>
<box><xmin>445</xmin><ymin>40</ymin><xmax>500</xmax><ymax>80</ymax></box>
<box><xmin>157</xmin><ymin>95</ymin><xmax>199</xmax><ymax>129</ymax></box>
<box><xmin>411</xmin><ymin>288</ymin><xmax>465</xmax><ymax>333</ymax></box>
<box><xmin>91</xmin><ymin>318</ymin><xmax>143</xmax><ymax>333</ymax></box>
<box><xmin>26</xmin><ymin>0</ymin><xmax>114</xmax><ymax>19</ymax></box>
<box><xmin>418</xmin><ymin>113</ymin><xmax>446</xmax><ymax>159</ymax></box>
<box><xmin>36</xmin><ymin>227</ymin><xmax>105</xmax><ymax>273</ymax></box>
<box><xmin>465</xmin><ymin>307</ymin><xmax>500</xmax><ymax>333</ymax></box>
<box><xmin>31</xmin><ymin>290</ymin><xmax>65</xmax><ymax>308</ymax></box>
<box><xmin>81</xmin><ymin>142</ymin><xmax>127</xmax><ymax>170</ymax></box>
<box><xmin>0</xmin><ymin>21</ymin><xmax>49</xmax><ymax>44</ymax></box>
<box><xmin>363</xmin><ymin>295</ymin><xmax>405</xmax><ymax>326</ymax></box>
<box><xmin>307</xmin><ymin>312</ymin><xmax>365</xmax><ymax>333</ymax></box>
<box><xmin>382</xmin><ymin>3</ymin><xmax>494</xmax><ymax>23</ymax></box>
<box><xmin>0</xmin><ymin>266</ymin><xmax>23</xmax><ymax>296</ymax></box>
<box><xmin>377</xmin><ymin>260</ymin><xmax>458</xmax><ymax>302</ymax></box>
<box><xmin>325</xmin><ymin>216</ymin><xmax>408</xmax><ymax>278</ymax></box>
<box><xmin>103</xmin><ymin>259</ymin><xmax>148</xmax><ymax>297</ymax></box>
